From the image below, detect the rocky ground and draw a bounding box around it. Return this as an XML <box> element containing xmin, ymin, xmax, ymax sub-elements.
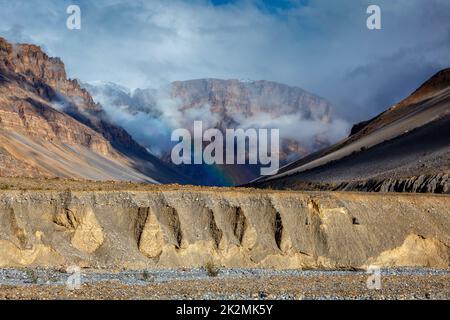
<box><xmin>0</xmin><ymin>176</ymin><xmax>247</xmax><ymax>192</ymax></box>
<box><xmin>0</xmin><ymin>268</ymin><xmax>448</xmax><ymax>300</ymax></box>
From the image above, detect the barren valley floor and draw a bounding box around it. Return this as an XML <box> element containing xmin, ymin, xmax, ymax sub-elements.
<box><xmin>0</xmin><ymin>268</ymin><xmax>448</xmax><ymax>300</ymax></box>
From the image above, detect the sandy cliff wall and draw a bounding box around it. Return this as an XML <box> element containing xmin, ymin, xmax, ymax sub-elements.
<box><xmin>0</xmin><ymin>190</ymin><xmax>448</xmax><ymax>269</ymax></box>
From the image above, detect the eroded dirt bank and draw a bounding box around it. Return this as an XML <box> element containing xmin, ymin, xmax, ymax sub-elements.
<box><xmin>0</xmin><ymin>188</ymin><xmax>449</xmax><ymax>269</ymax></box>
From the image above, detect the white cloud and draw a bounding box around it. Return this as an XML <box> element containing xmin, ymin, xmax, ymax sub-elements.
<box><xmin>0</xmin><ymin>0</ymin><xmax>449</xmax><ymax>122</ymax></box>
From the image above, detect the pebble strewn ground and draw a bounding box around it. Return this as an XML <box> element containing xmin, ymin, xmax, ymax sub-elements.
<box><xmin>0</xmin><ymin>268</ymin><xmax>448</xmax><ymax>300</ymax></box>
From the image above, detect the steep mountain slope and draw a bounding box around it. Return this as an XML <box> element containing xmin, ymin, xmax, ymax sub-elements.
<box><xmin>0</xmin><ymin>37</ymin><xmax>186</xmax><ymax>183</ymax></box>
<box><xmin>84</xmin><ymin>79</ymin><xmax>346</xmax><ymax>186</ymax></box>
<box><xmin>251</xmin><ymin>68</ymin><xmax>450</xmax><ymax>193</ymax></box>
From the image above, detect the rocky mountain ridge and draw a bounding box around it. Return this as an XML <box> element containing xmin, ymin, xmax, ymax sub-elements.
<box><xmin>0</xmin><ymin>37</ymin><xmax>185</xmax><ymax>183</ymax></box>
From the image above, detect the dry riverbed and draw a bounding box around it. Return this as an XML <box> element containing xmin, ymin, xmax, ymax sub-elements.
<box><xmin>0</xmin><ymin>268</ymin><xmax>448</xmax><ymax>300</ymax></box>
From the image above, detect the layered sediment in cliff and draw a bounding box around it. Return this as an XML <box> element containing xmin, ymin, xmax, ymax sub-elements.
<box><xmin>0</xmin><ymin>189</ymin><xmax>448</xmax><ymax>269</ymax></box>
<box><xmin>0</xmin><ymin>37</ymin><xmax>136</xmax><ymax>151</ymax></box>
<box><xmin>0</xmin><ymin>37</ymin><xmax>185</xmax><ymax>183</ymax></box>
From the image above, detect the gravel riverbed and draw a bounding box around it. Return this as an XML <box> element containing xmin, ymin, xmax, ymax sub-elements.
<box><xmin>0</xmin><ymin>268</ymin><xmax>448</xmax><ymax>300</ymax></box>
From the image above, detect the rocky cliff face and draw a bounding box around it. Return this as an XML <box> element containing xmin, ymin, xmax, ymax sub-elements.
<box><xmin>0</xmin><ymin>186</ymin><xmax>448</xmax><ymax>269</ymax></box>
<box><xmin>0</xmin><ymin>40</ymin><xmax>109</xmax><ymax>154</ymax></box>
<box><xmin>168</xmin><ymin>79</ymin><xmax>332</xmax><ymax>124</ymax></box>
<box><xmin>0</xmin><ymin>38</ymin><xmax>149</xmax><ymax>155</ymax></box>
<box><xmin>0</xmin><ymin>37</ymin><xmax>186</xmax><ymax>183</ymax></box>
<box><xmin>167</xmin><ymin>79</ymin><xmax>333</xmax><ymax>162</ymax></box>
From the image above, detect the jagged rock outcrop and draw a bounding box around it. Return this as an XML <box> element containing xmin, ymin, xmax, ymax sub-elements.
<box><xmin>0</xmin><ymin>39</ymin><xmax>111</xmax><ymax>155</ymax></box>
<box><xmin>0</xmin><ymin>39</ymin><xmax>140</xmax><ymax>152</ymax></box>
<box><xmin>335</xmin><ymin>173</ymin><xmax>449</xmax><ymax>193</ymax></box>
<box><xmin>0</xmin><ymin>188</ymin><xmax>448</xmax><ymax>269</ymax></box>
<box><xmin>256</xmin><ymin>173</ymin><xmax>450</xmax><ymax>194</ymax></box>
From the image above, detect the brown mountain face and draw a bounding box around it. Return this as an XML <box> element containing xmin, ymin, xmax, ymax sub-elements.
<box><xmin>251</xmin><ymin>68</ymin><xmax>450</xmax><ymax>193</ymax></box>
<box><xmin>168</xmin><ymin>79</ymin><xmax>332</xmax><ymax>121</ymax></box>
<box><xmin>167</xmin><ymin>79</ymin><xmax>332</xmax><ymax>155</ymax></box>
<box><xmin>0</xmin><ymin>37</ymin><xmax>186</xmax><ymax>183</ymax></box>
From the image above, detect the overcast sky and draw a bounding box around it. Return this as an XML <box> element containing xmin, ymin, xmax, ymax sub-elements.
<box><xmin>0</xmin><ymin>0</ymin><xmax>449</xmax><ymax>122</ymax></box>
